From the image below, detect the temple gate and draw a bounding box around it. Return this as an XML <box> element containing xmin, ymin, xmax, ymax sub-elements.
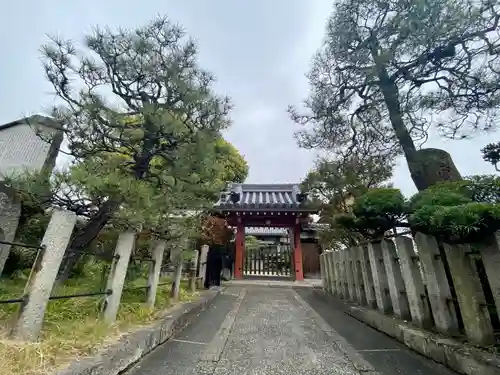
<box><xmin>211</xmin><ymin>183</ymin><xmax>318</xmax><ymax>281</ymax></box>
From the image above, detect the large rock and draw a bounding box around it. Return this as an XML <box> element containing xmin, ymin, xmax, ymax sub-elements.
<box><xmin>407</xmin><ymin>148</ymin><xmax>462</xmax><ymax>191</ymax></box>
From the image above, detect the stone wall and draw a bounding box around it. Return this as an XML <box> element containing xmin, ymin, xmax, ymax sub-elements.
<box><xmin>319</xmin><ymin>233</ymin><xmax>500</xmax><ymax>375</ymax></box>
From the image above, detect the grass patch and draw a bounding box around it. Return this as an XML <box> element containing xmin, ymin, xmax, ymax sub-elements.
<box><xmin>0</xmin><ymin>267</ymin><xmax>198</xmax><ymax>375</ymax></box>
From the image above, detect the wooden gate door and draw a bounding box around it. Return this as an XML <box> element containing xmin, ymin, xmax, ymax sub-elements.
<box><xmin>243</xmin><ymin>244</ymin><xmax>292</xmax><ymax>279</ymax></box>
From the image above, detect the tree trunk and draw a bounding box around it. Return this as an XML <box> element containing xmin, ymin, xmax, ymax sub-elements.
<box><xmin>375</xmin><ymin>64</ymin><xmax>461</xmax><ymax>190</ymax></box>
<box><xmin>56</xmin><ymin>199</ymin><xmax>122</xmax><ymax>283</ymax></box>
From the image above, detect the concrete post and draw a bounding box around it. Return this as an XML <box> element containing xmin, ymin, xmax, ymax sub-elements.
<box><xmin>10</xmin><ymin>209</ymin><xmax>77</xmax><ymax>341</ymax></box>
<box><xmin>345</xmin><ymin>249</ymin><xmax>356</xmax><ymax>302</ymax></box>
<box><xmin>339</xmin><ymin>250</ymin><xmax>350</xmax><ymax>300</ymax></box>
<box><xmin>322</xmin><ymin>251</ymin><xmax>331</xmax><ymax>293</ymax></box>
<box><xmin>443</xmin><ymin>242</ymin><xmax>495</xmax><ymax>345</ymax></box>
<box><xmin>199</xmin><ymin>245</ymin><xmax>209</xmax><ymax>287</ymax></box>
<box><xmin>319</xmin><ymin>253</ymin><xmax>327</xmax><ymax>292</ymax></box>
<box><xmin>368</xmin><ymin>242</ymin><xmax>392</xmax><ymax>314</ymax></box>
<box><xmin>414</xmin><ymin>233</ymin><xmax>459</xmax><ymax>336</ymax></box>
<box><xmin>170</xmin><ymin>245</ymin><xmax>184</xmax><ymax>299</ymax></box>
<box><xmin>352</xmin><ymin>246</ymin><xmax>367</xmax><ymax>305</ymax></box>
<box><xmin>102</xmin><ymin>231</ymin><xmax>136</xmax><ymax>323</ymax></box>
<box><xmin>333</xmin><ymin>251</ymin><xmax>343</xmax><ymax>299</ymax></box>
<box><xmin>188</xmin><ymin>250</ymin><xmax>199</xmax><ymax>293</ymax></box>
<box><xmin>381</xmin><ymin>239</ymin><xmax>411</xmax><ymax>319</ymax></box>
<box><xmin>146</xmin><ymin>240</ymin><xmax>166</xmax><ymax>308</ymax></box>
<box><xmin>395</xmin><ymin>236</ymin><xmax>433</xmax><ymax>328</ymax></box>
<box><xmin>359</xmin><ymin>245</ymin><xmax>376</xmax><ymax>309</ymax></box>
<box><xmin>478</xmin><ymin>232</ymin><xmax>500</xmax><ymax>318</ymax></box>
<box><xmin>327</xmin><ymin>251</ymin><xmax>336</xmax><ymax>295</ymax></box>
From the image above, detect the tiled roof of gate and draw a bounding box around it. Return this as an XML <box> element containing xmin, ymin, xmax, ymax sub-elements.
<box><xmin>213</xmin><ymin>183</ymin><xmax>316</xmax><ymax>211</ymax></box>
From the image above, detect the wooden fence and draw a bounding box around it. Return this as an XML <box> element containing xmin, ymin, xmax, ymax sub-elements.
<box><xmin>319</xmin><ymin>231</ymin><xmax>500</xmax><ymax>346</ymax></box>
<box><xmin>0</xmin><ymin>209</ymin><xmax>202</xmax><ymax>342</ymax></box>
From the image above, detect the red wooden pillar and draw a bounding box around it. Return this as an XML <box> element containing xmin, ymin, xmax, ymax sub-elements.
<box><xmin>293</xmin><ymin>224</ymin><xmax>304</xmax><ymax>281</ymax></box>
<box><xmin>234</xmin><ymin>222</ymin><xmax>245</xmax><ymax>280</ymax></box>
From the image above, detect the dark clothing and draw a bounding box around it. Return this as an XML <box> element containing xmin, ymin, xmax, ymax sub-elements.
<box><xmin>204</xmin><ymin>245</ymin><xmax>223</xmax><ymax>288</ymax></box>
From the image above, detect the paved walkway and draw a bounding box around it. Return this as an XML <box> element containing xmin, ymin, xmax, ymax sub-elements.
<box><xmin>125</xmin><ymin>286</ymin><xmax>458</xmax><ymax>375</ymax></box>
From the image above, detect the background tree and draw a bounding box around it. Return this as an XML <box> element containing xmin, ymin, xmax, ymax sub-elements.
<box><xmin>302</xmin><ymin>153</ymin><xmax>393</xmax><ymax>248</ymax></box>
<box><xmin>481</xmin><ymin>141</ymin><xmax>500</xmax><ymax>172</ymax></box>
<box><xmin>290</xmin><ymin>0</ymin><xmax>500</xmax><ymax>191</ymax></box>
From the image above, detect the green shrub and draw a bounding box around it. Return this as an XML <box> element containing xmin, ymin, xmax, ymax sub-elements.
<box><xmin>334</xmin><ymin>175</ymin><xmax>500</xmax><ymax>245</ymax></box>
<box><xmin>430</xmin><ymin>203</ymin><xmax>500</xmax><ymax>243</ymax></box>
<box><xmin>349</xmin><ymin>188</ymin><xmax>407</xmax><ymax>238</ymax></box>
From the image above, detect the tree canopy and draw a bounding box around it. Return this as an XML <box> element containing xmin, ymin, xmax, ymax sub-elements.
<box><xmin>290</xmin><ymin>0</ymin><xmax>500</xmax><ymax>191</ymax></box>
<box><xmin>5</xmin><ymin>16</ymin><xmax>248</xmax><ymax>280</ymax></box>
<box><xmin>302</xmin><ymin>153</ymin><xmax>393</xmax><ymax>249</ymax></box>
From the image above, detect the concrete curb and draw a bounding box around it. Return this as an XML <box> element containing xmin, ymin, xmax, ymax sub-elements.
<box><xmin>313</xmin><ymin>289</ymin><xmax>500</xmax><ymax>375</ymax></box>
<box><xmin>56</xmin><ymin>289</ymin><xmax>222</xmax><ymax>375</ymax></box>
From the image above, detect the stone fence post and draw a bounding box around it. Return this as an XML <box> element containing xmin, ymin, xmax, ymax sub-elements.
<box><xmin>381</xmin><ymin>239</ymin><xmax>411</xmax><ymax>320</ymax></box>
<box><xmin>319</xmin><ymin>253</ymin><xmax>327</xmax><ymax>292</ymax></box>
<box><xmin>478</xmin><ymin>232</ymin><xmax>500</xmax><ymax>318</ymax></box>
<box><xmin>198</xmin><ymin>245</ymin><xmax>209</xmax><ymax>287</ymax></box>
<box><xmin>170</xmin><ymin>245</ymin><xmax>185</xmax><ymax>299</ymax></box>
<box><xmin>395</xmin><ymin>236</ymin><xmax>432</xmax><ymax>328</ymax></box>
<box><xmin>443</xmin><ymin>242</ymin><xmax>495</xmax><ymax>345</ymax></box>
<box><xmin>414</xmin><ymin>233</ymin><xmax>459</xmax><ymax>336</ymax></box>
<box><xmin>333</xmin><ymin>251</ymin><xmax>343</xmax><ymax>299</ymax></box>
<box><xmin>146</xmin><ymin>240</ymin><xmax>166</xmax><ymax>308</ymax></box>
<box><xmin>345</xmin><ymin>249</ymin><xmax>356</xmax><ymax>302</ymax></box>
<box><xmin>339</xmin><ymin>250</ymin><xmax>350</xmax><ymax>300</ymax></box>
<box><xmin>324</xmin><ymin>251</ymin><xmax>333</xmax><ymax>294</ymax></box>
<box><xmin>359</xmin><ymin>245</ymin><xmax>376</xmax><ymax>309</ymax></box>
<box><xmin>10</xmin><ymin>209</ymin><xmax>77</xmax><ymax>341</ymax></box>
<box><xmin>188</xmin><ymin>250</ymin><xmax>199</xmax><ymax>293</ymax></box>
<box><xmin>327</xmin><ymin>251</ymin><xmax>336</xmax><ymax>295</ymax></box>
<box><xmin>102</xmin><ymin>231</ymin><xmax>136</xmax><ymax>323</ymax></box>
<box><xmin>352</xmin><ymin>246</ymin><xmax>366</xmax><ymax>305</ymax></box>
<box><xmin>368</xmin><ymin>242</ymin><xmax>392</xmax><ymax>314</ymax></box>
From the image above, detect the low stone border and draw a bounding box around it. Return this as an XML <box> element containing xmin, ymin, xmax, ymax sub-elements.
<box><xmin>56</xmin><ymin>289</ymin><xmax>221</xmax><ymax>375</ymax></box>
<box><xmin>313</xmin><ymin>289</ymin><xmax>500</xmax><ymax>375</ymax></box>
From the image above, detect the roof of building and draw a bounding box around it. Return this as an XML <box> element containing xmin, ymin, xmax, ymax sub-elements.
<box><xmin>213</xmin><ymin>183</ymin><xmax>317</xmax><ymax>212</ymax></box>
<box><xmin>0</xmin><ymin>115</ymin><xmax>62</xmax><ymax>132</ymax></box>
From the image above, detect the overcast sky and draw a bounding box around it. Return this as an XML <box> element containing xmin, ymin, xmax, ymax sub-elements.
<box><xmin>0</xmin><ymin>0</ymin><xmax>498</xmax><ymax>197</ymax></box>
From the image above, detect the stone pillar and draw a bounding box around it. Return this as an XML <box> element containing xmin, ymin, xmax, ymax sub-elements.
<box><xmin>359</xmin><ymin>245</ymin><xmax>376</xmax><ymax>308</ymax></box>
<box><xmin>199</xmin><ymin>245</ymin><xmax>209</xmax><ymax>287</ymax></box>
<box><xmin>293</xmin><ymin>224</ymin><xmax>304</xmax><ymax>281</ymax></box>
<box><xmin>368</xmin><ymin>242</ymin><xmax>392</xmax><ymax>314</ymax></box>
<box><xmin>333</xmin><ymin>251</ymin><xmax>343</xmax><ymax>298</ymax></box>
<box><xmin>234</xmin><ymin>222</ymin><xmax>245</xmax><ymax>279</ymax></box>
<box><xmin>10</xmin><ymin>209</ymin><xmax>77</xmax><ymax>341</ymax></box>
<box><xmin>146</xmin><ymin>240</ymin><xmax>166</xmax><ymax>308</ymax></box>
<box><xmin>327</xmin><ymin>251</ymin><xmax>336</xmax><ymax>295</ymax></box>
<box><xmin>381</xmin><ymin>239</ymin><xmax>411</xmax><ymax>320</ymax></box>
<box><xmin>352</xmin><ymin>246</ymin><xmax>367</xmax><ymax>305</ymax></box>
<box><xmin>170</xmin><ymin>245</ymin><xmax>184</xmax><ymax>299</ymax></box>
<box><xmin>478</xmin><ymin>232</ymin><xmax>500</xmax><ymax>318</ymax></box>
<box><xmin>345</xmin><ymin>249</ymin><xmax>356</xmax><ymax>302</ymax></box>
<box><xmin>322</xmin><ymin>252</ymin><xmax>331</xmax><ymax>293</ymax></box>
<box><xmin>443</xmin><ymin>243</ymin><xmax>495</xmax><ymax>345</ymax></box>
<box><xmin>188</xmin><ymin>250</ymin><xmax>200</xmax><ymax>293</ymax></box>
<box><xmin>339</xmin><ymin>250</ymin><xmax>350</xmax><ymax>299</ymax></box>
<box><xmin>414</xmin><ymin>233</ymin><xmax>459</xmax><ymax>336</ymax></box>
<box><xmin>395</xmin><ymin>236</ymin><xmax>433</xmax><ymax>328</ymax></box>
<box><xmin>102</xmin><ymin>231</ymin><xmax>136</xmax><ymax>323</ymax></box>
<box><xmin>319</xmin><ymin>253</ymin><xmax>327</xmax><ymax>291</ymax></box>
